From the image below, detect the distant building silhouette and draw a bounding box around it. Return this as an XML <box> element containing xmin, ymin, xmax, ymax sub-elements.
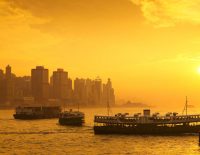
<box><xmin>0</xmin><ymin>69</ymin><xmax>5</xmax><ymax>103</ymax></box>
<box><xmin>93</xmin><ymin>78</ymin><xmax>102</xmax><ymax>105</ymax></box>
<box><xmin>66</xmin><ymin>78</ymin><xmax>73</xmax><ymax>102</ymax></box>
<box><xmin>14</xmin><ymin>76</ymin><xmax>31</xmax><ymax>101</ymax></box>
<box><xmin>85</xmin><ymin>79</ymin><xmax>94</xmax><ymax>105</ymax></box>
<box><xmin>6</xmin><ymin>65</ymin><xmax>11</xmax><ymax>79</ymax></box>
<box><xmin>5</xmin><ymin>65</ymin><xmax>15</xmax><ymax>103</ymax></box>
<box><xmin>74</xmin><ymin>78</ymin><xmax>86</xmax><ymax>105</ymax></box>
<box><xmin>0</xmin><ymin>65</ymin><xmax>15</xmax><ymax>104</ymax></box>
<box><xmin>0</xmin><ymin>69</ymin><xmax>4</xmax><ymax>78</ymax></box>
<box><xmin>102</xmin><ymin>78</ymin><xmax>115</xmax><ymax>106</ymax></box>
<box><xmin>31</xmin><ymin>66</ymin><xmax>49</xmax><ymax>103</ymax></box>
<box><xmin>51</xmin><ymin>69</ymin><xmax>73</xmax><ymax>102</ymax></box>
<box><xmin>0</xmin><ymin>66</ymin><xmax>32</xmax><ymax>106</ymax></box>
<box><xmin>73</xmin><ymin>77</ymin><xmax>115</xmax><ymax>107</ymax></box>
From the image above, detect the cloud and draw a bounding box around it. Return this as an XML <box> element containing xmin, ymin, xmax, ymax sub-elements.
<box><xmin>5</xmin><ymin>0</ymin><xmax>142</xmax><ymax>36</ymax></box>
<box><xmin>131</xmin><ymin>0</ymin><xmax>200</xmax><ymax>27</ymax></box>
<box><xmin>0</xmin><ymin>0</ymin><xmax>60</xmax><ymax>61</ymax></box>
<box><xmin>8</xmin><ymin>0</ymin><xmax>138</xmax><ymax>19</ymax></box>
<box><xmin>0</xmin><ymin>0</ymin><xmax>46</xmax><ymax>27</ymax></box>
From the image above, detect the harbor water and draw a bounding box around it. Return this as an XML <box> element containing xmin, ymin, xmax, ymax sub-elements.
<box><xmin>1</xmin><ymin>108</ymin><xmax>200</xmax><ymax>155</ymax></box>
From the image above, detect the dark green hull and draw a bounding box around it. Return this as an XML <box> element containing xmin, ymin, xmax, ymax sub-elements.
<box><xmin>59</xmin><ymin>117</ymin><xmax>84</xmax><ymax>126</ymax></box>
<box><xmin>94</xmin><ymin>124</ymin><xmax>200</xmax><ymax>135</ymax></box>
<box><xmin>13</xmin><ymin>114</ymin><xmax>59</xmax><ymax>120</ymax></box>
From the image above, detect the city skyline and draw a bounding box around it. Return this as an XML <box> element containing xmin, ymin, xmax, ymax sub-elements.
<box><xmin>0</xmin><ymin>65</ymin><xmax>115</xmax><ymax>107</ymax></box>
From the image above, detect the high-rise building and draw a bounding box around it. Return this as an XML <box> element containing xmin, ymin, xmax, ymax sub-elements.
<box><xmin>93</xmin><ymin>78</ymin><xmax>102</xmax><ymax>105</ymax></box>
<box><xmin>31</xmin><ymin>66</ymin><xmax>49</xmax><ymax>103</ymax></box>
<box><xmin>0</xmin><ymin>69</ymin><xmax>5</xmax><ymax>103</ymax></box>
<box><xmin>6</xmin><ymin>65</ymin><xmax>11</xmax><ymax>79</ymax></box>
<box><xmin>5</xmin><ymin>65</ymin><xmax>15</xmax><ymax>103</ymax></box>
<box><xmin>0</xmin><ymin>65</ymin><xmax>16</xmax><ymax>104</ymax></box>
<box><xmin>0</xmin><ymin>69</ymin><xmax>4</xmax><ymax>79</ymax></box>
<box><xmin>74</xmin><ymin>78</ymin><xmax>86</xmax><ymax>105</ymax></box>
<box><xmin>102</xmin><ymin>78</ymin><xmax>115</xmax><ymax>106</ymax></box>
<box><xmin>14</xmin><ymin>76</ymin><xmax>31</xmax><ymax>99</ymax></box>
<box><xmin>73</xmin><ymin>77</ymin><xmax>115</xmax><ymax>107</ymax></box>
<box><xmin>0</xmin><ymin>66</ymin><xmax>35</xmax><ymax>106</ymax></box>
<box><xmin>52</xmin><ymin>69</ymin><xmax>68</xmax><ymax>100</ymax></box>
<box><xmin>85</xmin><ymin>79</ymin><xmax>94</xmax><ymax>105</ymax></box>
<box><xmin>66</xmin><ymin>78</ymin><xmax>73</xmax><ymax>102</ymax></box>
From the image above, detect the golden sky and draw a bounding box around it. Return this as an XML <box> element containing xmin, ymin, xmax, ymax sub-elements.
<box><xmin>1</xmin><ymin>0</ymin><xmax>200</xmax><ymax>109</ymax></box>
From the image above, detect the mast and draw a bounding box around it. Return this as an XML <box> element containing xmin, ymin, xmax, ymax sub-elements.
<box><xmin>106</xmin><ymin>78</ymin><xmax>112</xmax><ymax>116</ymax></box>
<box><xmin>185</xmin><ymin>96</ymin><xmax>189</xmax><ymax>126</ymax></box>
<box><xmin>182</xmin><ymin>96</ymin><xmax>188</xmax><ymax>115</ymax></box>
<box><xmin>186</xmin><ymin>96</ymin><xmax>188</xmax><ymax>116</ymax></box>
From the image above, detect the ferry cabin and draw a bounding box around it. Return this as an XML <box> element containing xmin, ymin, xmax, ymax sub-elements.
<box><xmin>94</xmin><ymin>109</ymin><xmax>200</xmax><ymax>128</ymax></box>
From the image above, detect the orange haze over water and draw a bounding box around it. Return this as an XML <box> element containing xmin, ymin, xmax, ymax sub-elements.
<box><xmin>1</xmin><ymin>0</ymin><xmax>200</xmax><ymax>110</ymax></box>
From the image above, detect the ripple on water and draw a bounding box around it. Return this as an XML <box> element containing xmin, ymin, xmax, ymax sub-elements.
<box><xmin>1</xmin><ymin>109</ymin><xmax>200</xmax><ymax>155</ymax></box>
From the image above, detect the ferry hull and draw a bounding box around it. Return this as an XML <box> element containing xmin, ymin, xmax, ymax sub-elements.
<box><xmin>59</xmin><ymin>117</ymin><xmax>84</xmax><ymax>126</ymax></box>
<box><xmin>13</xmin><ymin>106</ymin><xmax>61</xmax><ymax>120</ymax></box>
<box><xmin>13</xmin><ymin>114</ymin><xmax>59</xmax><ymax>120</ymax></box>
<box><xmin>94</xmin><ymin>125</ymin><xmax>200</xmax><ymax>135</ymax></box>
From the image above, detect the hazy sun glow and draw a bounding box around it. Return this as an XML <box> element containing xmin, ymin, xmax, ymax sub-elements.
<box><xmin>197</xmin><ymin>67</ymin><xmax>200</xmax><ymax>74</ymax></box>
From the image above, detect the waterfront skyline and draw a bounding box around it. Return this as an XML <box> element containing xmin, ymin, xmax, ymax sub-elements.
<box><xmin>0</xmin><ymin>65</ymin><xmax>115</xmax><ymax>107</ymax></box>
<box><xmin>1</xmin><ymin>0</ymin><xmax>200</xmax><ymax>109</ymax></box>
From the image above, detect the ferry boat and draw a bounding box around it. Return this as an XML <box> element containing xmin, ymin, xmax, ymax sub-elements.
<box><xmin>94</xmin><ymin>97</ymin><xmax>200</xmax><ymax>134</ymax></box>
<box><xmin>59</xmin><ymin>109</ymin><xmax>85</xmax><ymax>126</ymax></box>
<box><xmin>13</xmin><ymin>106</ymin><xmax>61</xmax><ymax>120</ymax></box>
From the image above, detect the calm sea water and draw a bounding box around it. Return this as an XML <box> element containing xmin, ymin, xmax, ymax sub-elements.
<box><xmin>1</xmin><ymin>108</ymin><xmax>200</xmax><ymax>155</ymax></box>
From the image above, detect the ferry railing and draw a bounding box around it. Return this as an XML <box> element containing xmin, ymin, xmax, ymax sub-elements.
<box><xmin>94</xmin><ymin>115</ymin><xmax>200</xmax><ymax>124</ymax></box>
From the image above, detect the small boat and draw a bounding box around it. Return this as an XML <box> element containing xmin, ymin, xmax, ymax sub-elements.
<box><xmin>13</xmin><ymin>106</ymin><xmax>61</xmax><ymax>120</ymax></box>
<box><xmin>59</xmin><ymin>109</ymin><xmax>85</xmax><ymax>126</ymax></box>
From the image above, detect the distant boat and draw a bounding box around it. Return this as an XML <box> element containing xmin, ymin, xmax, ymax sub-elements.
<box><xmin>59</xmin><ymin>109</ymin><xmax>85</xmax><ymax>126</ymax></box>
<box><xmin>13</xmin><ymin>106</ymin><xmax>61</xmax><ymax>120</ymax></box>
<box><xmin>59</xmin><ymin>100</ymin><xmax>85</xmax><ymax>126</ymax></box>
<box><xmin>94</xmin><ymin>97</ymin><xmax>200</xmax><ymax>134</ymax></box>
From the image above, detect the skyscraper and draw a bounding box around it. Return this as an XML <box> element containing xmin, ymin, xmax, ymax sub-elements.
<box><xmin>93</xmin><ymin>77</ymin><xmax>102</xmax><ymax>105</ymax></box>
<box><xmin>31</xmin><ymin>66</ymin><xmax>49</xmax><ymax>103</ymax></box>
<box><xmin>85</xmin><ymin>79</ymin><xmax>94</xmax><ymax>105</ymax></box>
<box><xmin>74</xmin><ymin>78</ymin><xmax>86</xmax><ymax>105</ymax></box>
<box><xmin>0</xmin><ymin>69</ymin><xmax>5</xmax><ymax>103</ymax></box>
<box><xmin>73</xmin><ymin>77</ymin><xmax>115</xmax><ymax>107</ymax></box>
<box><xmin>14</xmin><ymin>76</ymin><xmax>31</xmax><ymax>99</ymax></box>
<box><xmin>0</xmin><ymin>69</ymin><xmax>4</xmax><ymax>79</ymax></box>
<box><xmin>6</xmin><ymin>65</ymin><xmax>11</xmax><ymax>79</ymax></box>
<box><xmin>102</xmin><ymin>78</ymin><xmax>115</xmax><ymax>106</ymax></box>
<box><xmin>5</xmin><ymin>65</ymin><xmax>15</xmax><ymax>103</ymax></box>
<box><xmin>52</xmin><ymin>69</ymin><xmax>68</xmax><ymax>101</ymax></box>
<box><xmin>66</xmin><ymin>78</ymin><xmax>73</xmax><ymax>102</ymax></box>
